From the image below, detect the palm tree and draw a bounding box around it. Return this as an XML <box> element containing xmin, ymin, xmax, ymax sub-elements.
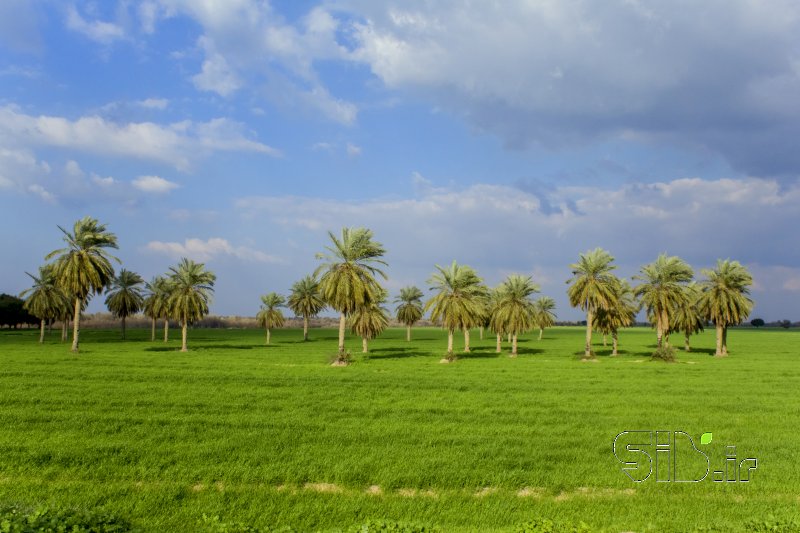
<box><xmin>487</xmin><ymin>285</ymin><xmax>506</xmax><ymax>353</ymax></box>
<box><xmin>670</xmin><ymin>283</ymin><xmax>704</xmax><ymax>352</ymax></box>
<box><xmin>350</xmin><ymin>288</ymin><xmax>389</xmax><ymax>352</ymax></box>
<box><xmin>634</xmin><ymin>254</ymin><xmax>694</xmax><ymax>348</ymax></box>
<box><xmin>167</xmin><ymin>258</ymin><xmax>216</xmax><ymax>352</ymax></box>
<box><xmin>257</xmin><ymin>292</ymin><xmax>285</xmax><ymax>345</ymax></box>
<box><xmin>46</xmin><ymin>216</ymin><xmax>119</xmax><ymax>353</ymax></box>
<box><xmin>20</xmin><ymin>265</ymin><xmax>70</xmax><ymax>343</ymax></box>
<box><xmin>143</xmin><ymin>276</ymin><xmax>171</xmax><ymax>342</ymax></box>
<box><xmin>314</xmin><ymin>227</ymin><xmax>387</xmax><ymax>363</ymax></box>
<box><xmin>425</xmin><ymin>261</ymin><xmax>486</xmax><ymax>361</ymax></box>
<box><xmin>594</xmin><ymin>278</ymin><xmax>638</xmax><ymax>356</ymax></box>
<box><xmin>394</xmin><ymin>286</ymin><xmax>424</xmax><ymax>341</ymax></box>
<box><xmin>287</xmin><ymin>275</ymin><xmax>325</xmax><ymax>341</ymax></box>
<box><xmin>533</xmin><ymin>296</ymin><xmax>557</xmax><ymax>341</ymax></box>
<box><xmin>697</xmin><ymin>260</ymin><xmax>753</xmax><ymax>357</ymax></box>
<box><xmin>105</xmin><ymin>269</ymin><xmax>145</xmax><ymax>340</ymax></box>
<box><xmin>566</xmin><ymin>248</ymin><xmax>618</xmax><ymax>359</ymax></box>
<box><xmin>490</xmin><ymin>274</ymin><xmax>539</xmax><ymax>356</ymax></box>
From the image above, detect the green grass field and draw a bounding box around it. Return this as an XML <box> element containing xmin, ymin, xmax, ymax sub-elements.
<box><xmin>1</xmin><ymin>326</ymin><xmax>799</xmax><ymax>532</ymax></box>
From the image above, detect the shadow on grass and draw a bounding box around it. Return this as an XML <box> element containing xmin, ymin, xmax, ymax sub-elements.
<box><xmin>366</xmin><ymin>346</ymin><xmax>423</xmax><ymax>359</ymax></box>
<box><xmin>144</xmin><ymin>344</ymin><xmax>257</xmax><ymax>352</ymax></box>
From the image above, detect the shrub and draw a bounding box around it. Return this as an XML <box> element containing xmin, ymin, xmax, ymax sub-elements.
<box><xmin>0</xmin><ymin>504</ymin><xmax>132</xmax><ymax>532</ymax></box>
<box><xmin>651</xmin><ymin>345</ymin><xmax>677</xmax><ymax>362</ymax></box>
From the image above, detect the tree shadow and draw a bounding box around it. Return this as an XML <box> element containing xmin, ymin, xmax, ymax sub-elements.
<box><xmin>144</xmin><ymin>344</ymin><xmax>257</xmax><ymax>352</ymax></box>
<box><xmin>366</xmin><ymin>346</ymin><xmax>422</xmax><ymax>359</ymax></box>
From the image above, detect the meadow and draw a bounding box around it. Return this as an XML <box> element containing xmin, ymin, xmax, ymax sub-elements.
<box><xmin>0</xmin><ymin>326</ymin><xmax>798</xmax><ymax>532</ymax></box>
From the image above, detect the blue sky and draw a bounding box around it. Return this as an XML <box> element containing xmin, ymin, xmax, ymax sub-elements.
<box><xmin>2</xmin><ymin>0</ymin><xmax>799</xmax><ymax>321</ymax></box>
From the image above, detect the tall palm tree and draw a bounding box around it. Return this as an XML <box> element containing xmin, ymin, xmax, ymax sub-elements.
<box><xmin>425</xmin><ymin>261</ymin><xmax>486</xmax><ymax>361</ymax></box>
<box><xmin>143</xmin><ymin>276</ymin><xmax>171</xmax><ymax>342</ymax></box>
<box><xmin>697</xmin><ymin>260</ymin><xmax>753</xmax><ymax>357</ymax></box>
<box><xmin>634</xmin><ymin>254</ymin><xmax>694</xmax><ymax>348</ymax></box>
<box><xmin>490</xmin><ymin>274</ymin><xmax>539</xmax><ymax>356</ymax></box>
<box><xmin>167</xmin><ymin>258</ymin><xmax>216</xmax><ymax>352</ymax></box>
<box><xmin>566</xmin><ymin>248</ymin><xmax>618</xmax><ymax>359</ymax></box>
<box><xmin>46</xmin><ymin>216</ymin><xmax>119</xmax><ymax>353</ymax></box>
<box><xmin>670</xmin><ymin>282</ymin><xmax>704</xmax><ymax>352</ymax></box>
<box><xmin>533</xmin><ymin>296</ymin><xmax>557</xmax><ymax>341</ymax></box>
<box><xmin>105</xmin><ymin>269</ymin><xmax>145</xmax><ymax>340</ymax></box>
<box><xmin>594</xmin><ymin>278</ymin><xmax>638</xmax><ymax>356</ymax></box>
<box><xmin>350</xmin><ymin>288</ymin><xmax>389</xmax><ymax>352</ymax></box>
<box><xmin>314</xmin><ymin>227</ymin><xmax>387</xmax><ymax>362</ymax></box>
<box><xmin>394</xmin><ymin>286</ymin><xmax>424</xmax><ymax>341</ymax></box>
<box><xmin>20</xmin><ymin>265</ymin><xmax>70</xmax><ymax>343</ymax></box>
<box><xmin>257</xmin><ymin>292</ymin><xmax>285</xmax><ymax>345</ymax></box>
<box><xmin>287</xmin><ymin>275</ymin><xmax>325</xmax><ymax>341</ymax></box>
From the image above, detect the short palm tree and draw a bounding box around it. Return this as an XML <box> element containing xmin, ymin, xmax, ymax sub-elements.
<box><xmin>167</xmin><ymin>258</ymin><xmax>216</xmax><ymax>352</ymax></box>
<box><xmin>257</xmin><ymin>292</ymin><xmax>285</xmax><ymax>345</ymax></box>
<box><xmin>143</xmin><ymin>276</ymin><xmax>171</xmax><ymax>342</ymax></box>
<box><xmin>670</xmin><ymin>282</ymin><xmax>704</xmax><ymax>352</ymax></box>
<box><xmin>20</xmin><ymin>265</ymin><xmax>70</xmax><ymax>343</ymax></box>
<box><xmin>46</xmin><ymin>216</ymin><xmax>119</xmax><ymax>352</ymax></box>
<box><xmin>350</xmin><ymin>288</ymin><xmax>389</xmax><ymax>352</ymax></box>
<box><xmin>105</xmin><ymin>269</ymin><xmax>145</xmax><ymax>340</ymax></box>
<box><xmin>594</xmin><ymin>278</ymin><xmax>638</xmax><ymax>356</ymax></box>
<box><xmin>566</xmin><ymin>248</ymin><xmax>618</xmax><ymax>359</ymax></box>
<box><xmin>490</xmin><ymin>274</ymin><xmax>539</xmax><ymax>356</ymax></box>
<box><xmin>697</xmin><ymin>259</ymin><xmax>753</xmax><ymax>356</ymax></box>
<box><xmin>314</xmin><ymin>227</ymin><xmax>387</xmax><ymax>362</ymax></box>
<box><xmin>634</xmin><ymin>254</ymin><xmax>693</xmax><ymax>348</ymax></box>
<box><xmin>487</xmin><ymin>285</ymin><xmax>506</xmax><ymax>353</ymax></box>
<box><xmin>425</xmin><ymin>261</ymin><xmax>486</xmax><ymax>360</ymax></box>
<box><xmin>287</xmin><ymin>275</ymin><xmax>325</xmax><ymax>341</ymax></box>
<box><xmin>533</xmin><ymin>296</ymin><xmax>557</xmax><ymax>340</ymax></box>
<box><xmin>394</xmin><ymin>286</ymin><xmax>424</xmax><ymax>341</ymax></box>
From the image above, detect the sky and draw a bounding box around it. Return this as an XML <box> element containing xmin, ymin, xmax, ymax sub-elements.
<box><xmin>1</xmin><ymin>0</ymin><xmax>799</xmax><ymax>322</ymax></box>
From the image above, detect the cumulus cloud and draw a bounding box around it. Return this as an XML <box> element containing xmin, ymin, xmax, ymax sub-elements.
<box><xmin>137</xmin><ymin>98</ymin><xmax>169</xmax><ymax>110</ymax></box>
<box><xmin>65</xmin><ymin>5</ymin><xmax>125</xmax><ymax>44</ymax></box>
<box><xmin>0</xmin><ymin>105</ymin><xmax>280</xmax><ymax>171</ymax></box>
<box><xmin>146</xmin><ymin>237</ymin><xmax>283</xmax><ymax>263</ymax></box>
<box><xmin>132</xmin><ymin>175</ymin><xmax>179</xmax><ymax>193</ymax></box>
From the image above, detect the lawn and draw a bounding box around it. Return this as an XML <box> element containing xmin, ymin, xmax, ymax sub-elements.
<box><xmin>0</xmin><ymin>326</ymin><xmax>798</xmax><ymax>532</ymax></box>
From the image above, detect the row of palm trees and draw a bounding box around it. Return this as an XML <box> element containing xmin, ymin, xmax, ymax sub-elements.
<box><xmin>21</xmin><ymin>217</ymin><xmax>216</xmax><ymax>352</ymax></box>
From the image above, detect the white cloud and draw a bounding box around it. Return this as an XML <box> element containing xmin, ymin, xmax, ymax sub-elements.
<box><xmin>145</xmin><ymin>237</ymin><xmax>283</xmax><ymax>263</ymax></box>
<box><xmin>137</xmin><ymin>98</ymin><xmax>169</xmax><ymax>110</ymax></box>
<box><xmin>0</xmin><ymin>105</ymin><xmax>280</xmax><ymax>171</ymax></box>
<box><xmin>27</xmin><ymin>184</ymin><xmax>55</xmax><ymax>204</ymax></box>
<box><xmin>65</xmin><ymin>5</ymin><xmax>125</xmax><ymax>44</ymax></box>
<box><xmin>132</xmin><ymin>175</ymin><xmax>178</xmax><ymax>193</ymax></box>
<box><xmin>192</xmin><ymin>50</ymin><xmax>242</xmax><ymax>97</ymax></box>
<box><xmin>346</xmin><ymin>142</ymin><xmax>362</xmax><ymax>157</ymax></box>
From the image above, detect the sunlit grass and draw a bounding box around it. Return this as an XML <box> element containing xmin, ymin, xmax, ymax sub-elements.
<box><xmin>1</xmin><ymin>326</ymin><xmax>798</xmax><ymax>531</ymax></box>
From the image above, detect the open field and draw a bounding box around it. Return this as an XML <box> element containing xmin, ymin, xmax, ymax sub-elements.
<box><xmin>1</xmin><ymin>326</ymin><xmax>799</xmax><ymax>532</ymax></box>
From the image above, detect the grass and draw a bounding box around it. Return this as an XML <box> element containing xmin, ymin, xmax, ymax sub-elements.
<box><xmin>0</xmin><ymin>325</ymin><xmax>799</xmax><ymax>532</ymax></box>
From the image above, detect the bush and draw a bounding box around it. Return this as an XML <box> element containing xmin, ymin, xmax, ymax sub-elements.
<box><xmin>651</xmin><ymin>345</ymin><xmax>677</xmax><ymax>362</ymax></box>
<box><xmin>0</xmin><ymin>504</ymin><xmax>132</xmax><ymax>532</ymax></box>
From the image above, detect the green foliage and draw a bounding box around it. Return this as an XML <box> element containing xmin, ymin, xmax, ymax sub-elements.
<box><xmin>347</xmin><ymin>519</ymin><xmax>439</xmax><ymax>532</ymax></box>
<box><xmin>257</xmin><ymin>293</ymin><xmax>286</xmax><ymax>331</ymax></box>
<box><xmin>142</xmin><ymin>276</ymin><xmax>172</xmax><ymax>322</ymax></box>
<box><xmin>513</xmin><ymin>517</ymin><xmax>591</xmax><ymax>533</ymax></box>
<box><xmin>0</xmin><ymin>504</ymin><xmax>132</xmax><ymax>532</ymax></box>
<box><xmin>425</xmin><ymin>261</ymin><xmax>487</xmax><ymax>335</ymax></box>
<box><xmin>490</xmin><ymin>274</ymin><xmax>539</xmax><ymax>345</ymax></box>
<box><xmin>286</xmin><ymin>276</ymin><xmax>325</xmax><ymax>323</ymax></box>
<box><xmin>394</xmin><ymin>286</ymin><xmax>424</xmax><ymax>328</ymax></box>
<box><xmin>634</xmin><ymin>253</ymin><xmax>694</xmax><ymax>346</ymax></box>
<box><xmin>698</xmin><ymin>259</ymin><xmax>754</xmax><ymax>327</ymax></box>
<box><xmin>532</xmin><ymin>296</ymin><xmax>557</xmax><ymax>331</ymax></box>
<box><xmin>566</xmin><ymin>248</ymin><xmax>617</xmax><ymax>313</ymax></box>
<box><xmin>350</xmin><ymin>289</ymin><xmax>389</xmax><ymax>342</ymax></box>
<box><xmin>651</xmin><ymin>345</ymin><xmax>677</xmax><ymax>362</ymax></box>
<box><xmin>751</xmin><ymin>318</ymin><xmax>765</xmax><ymax>328</ymax></box>
<box><xmin>0</xmin><ymin>294</ymin><xmax>37</xmax><ymax>328</ymax></box>
<box><xmin>167</xmin><ymin>258</ymin><xmax>216</xmax><ymax>326</ymax></box>
<box><xmin>20</xmin><ymin>266</ymin><xmax>70</xmax><ymax>323</ymax></box>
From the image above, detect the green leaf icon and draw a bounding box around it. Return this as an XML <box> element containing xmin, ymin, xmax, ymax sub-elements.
<box><xmin>701</xmin><ymin>432</ymin><xmax>713</xmax><ymax>445</ymax></box>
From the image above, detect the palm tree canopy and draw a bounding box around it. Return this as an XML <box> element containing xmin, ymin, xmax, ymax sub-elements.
<box><xmin>566</xmin><ymin>248</ymin><xmax>618</xmax><ymax>313</ymax></box>
<box><xmin>314</xmin><ymin>227</ymin><xmax>388</xmax><ymax>315</ymax></box>
<box><xmin>143</xmin><ymin>276</ymin><xmax>172</xmax><ymax>320</ymax></box>
<box><xmin>670</xmin><ymin>282</ymin><xmax>704</xmax><ymax>336</ymax></box>
<box><xmin>395</xmin><ymin>285</ymin><xmax>424</xmax><ymax>326</ymax></box>
<box><xmin>20</xmin><ymin>264</ymin><xmax>70</xmax><ymax>320</ymax></box>
<box><xmin>46</xmin><ymin>216</ymin><xmax>119</xmax><ymax>300</ymax></box>
<box><xmin>257</xmin><ymin>292</ymin><xmax>286</xmax><ymax>330</ymax></box>
<box><xmin>533</xmin><ymin>296</ymin><xmax>558</xmax><ymax>330</ymax></box>
<box><xmin>350</xmin><ymin>288</ymin><xmax>389</xmax><ymax>340</ymax></box>
<box><xmin>425</xmin><ymin>261</ymin><xmax>487</xmax><ymax>331</ymax></box>
<box><xmin>595</xmin><ymin>278</ymin><xmax>638</xmax><ymax>335</ymax></box>
<box><xmin>105</xmin><ymin>269</ymin><xmax>145</xmax><ymax>319</ymax></box>
<box><xmin>287</xmin><ymin>275</ymin><xmax>325</xmax><ymax>319</ymax></box>
<box><xmin>634</xmin><ymin>253</ymin><xmax>694</xmax><ymax>318</ymax></box>
<box><xmin>697</xmin><ymin>259</ymin><xmax>753</xmax><ymax>326</ymax></box>
<box><xmin>490</xmin><ymin>274</ymin><xmax>540</xmax><ymax>336</ymax></box>
<box><xmin>167</xmin><ymin>258</ymin><xmax>216</xmax><ymax>324</ymax></box>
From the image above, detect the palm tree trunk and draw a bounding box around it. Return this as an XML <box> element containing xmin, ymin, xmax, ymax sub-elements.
<box><xmin>362</xmin><ymin>337</ymin><xmax>368</xmax><ymax>353</ymax></box>
<box><xmin>538</xmin><ymin>328</ymin><xmax>543</xmax><ymax>341</ymax></box>
<box><xmin>303</xmin><ymin>316</ymin><xmax>309</xmax><ymax>341</ymax></box>
<box><xmin>406</xmin><ymin>325</ymin><xmax>411</xmax><ymax>342</ymax></box>
<box><xmin>479</xmin><ymin>326</ymin><xmax>484</xmax><ymax>340</ymax></box>
<box><xmin>684</xmin><ymin>332</ymin><xmax>691</xmax><ymax>352</ymax></box>
<box><xmin>121</xmin><ymin>316</ymin><xmax>126</xmax><ymax>340</ymax></box>
<box><xmin>39</xmin><ymin>319</ymin><xmax>45</xmax><ymax>344</ymax></box>
<box><xmin>511</xmin><ymin>333</ymin><xmax>518</xmax><ymax>357</ymax></box>
<box><xmin>663</xmin><ymin>310</ymin><xmax>670</xmax><ymax>347</ymax></box>
<box><xmin>464</xmin><ymin>329</ymin><xmax>470</xmax><ymax>352</ymax></box>
<box><xmin>722</xmin><ymin>326</ymin><xmax>728</xmax><ymax>356</ymax></box>
<box><xmin>496</xmin><ymin>333</ymin><xmax>502</xmax><ymax>353</ymax></box>
<box><xmin>603</xmin><ymin>334</ymin><xmax>607</xmax><ymax>347</ymax></box>
<box><xmin>338</xmin><ymin>313</ymin><xmax>346</xmax><ymax>356</ymax></box>
<box><xmin>151</xmin><ymin>318</ymin><xmax>156</xmax><ymax>342</ymax></box>
<box><xmin>656</xmin><ymin>316</ymin><xmax>663</xmax><ymax>348</ymax></box>
<box><xmin>61</xmin><ymin>320</ymin><xmax>68</xmax><ymax>342</ymax></box>
<box><xmin>71</xmin><ymin>297</ymin><xmax>81</xmax><ymax>353</ymax></box>
<box><xmin>612</xmin><ymin>331</ymin><xmax>618</xmax><ymax>356</ymax></box>
<box><xmin>584</xmin><ymin>310</ymin><xmax>594</xmax><ymax>358</ymax></box>
<box><xmin>181</xmin><ymin>319</ymin><xmax>188</xmax><ymax>352</ymax></box>
<box><xmin>447</xmin><ymin>329</ymin><xmax>454</xmax><ymax>357</ymax></box>
<box><xmin>507</xmin><ymin>333</ymin><xmax>511</xmax><ymax>343</ymax></box>
<box><xmin>715</xmin><ymin>323</ymin><xmax>724</xmax><ymax>356</ymax></box>
<box><xmin>164</xmin><ymin>319</ymin><xmax>170</xmax><ymax>342</ymax></box>
<box><xmin>266</xmin><ymin>327</ymin><xmax>271</xmax><ymax>345</ymax></box>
